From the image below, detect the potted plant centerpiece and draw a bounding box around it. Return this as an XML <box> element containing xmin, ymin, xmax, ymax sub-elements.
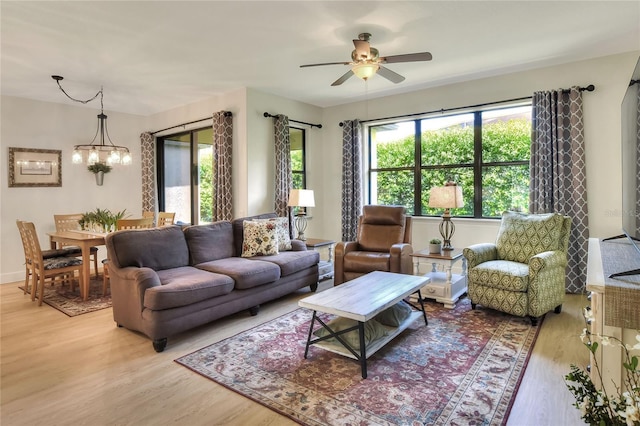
<box><xmin>429</xmin><ymin>238</ymin><xmax>442</xmax><ymax>254</ymax></box>
<box><xmin>87</xmin><ymin>162</ymin><xmax>112</xmax><ymax>186</ymax></box>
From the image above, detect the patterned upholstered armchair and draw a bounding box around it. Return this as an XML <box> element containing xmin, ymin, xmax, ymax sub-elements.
<box><xmin>334</xmin><ymin>205</ymin><xmax>413</xmax><ymax>285</ymax></box>
<box><xmin>463</xmin><ymin>211</ymin><xmax>571</xmax><ymax>326</ymax></box>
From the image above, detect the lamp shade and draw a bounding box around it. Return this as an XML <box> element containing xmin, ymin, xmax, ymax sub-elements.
<box><xmin>428</xmin><ymin>184</ymin><xmax>464</xmax><ymax>209</ymax></box>
<box><xmin>352</xmin><ymin>63</ymin><xmax>379</xmax><ymax>80</ymax></box>
<box><xmin>288</xmin><ymin>189</ymin><xmax>315</xmax><ymax>208</ymax></box>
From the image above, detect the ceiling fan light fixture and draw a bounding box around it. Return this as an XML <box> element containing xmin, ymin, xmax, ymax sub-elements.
<box><xmin>352</xmin><ymin>62</ymin><xmax>379</xmax><ymax>80</ymax></box>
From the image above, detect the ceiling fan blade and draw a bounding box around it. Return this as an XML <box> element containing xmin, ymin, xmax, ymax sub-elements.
<box><xmin>353</xmin><ymin>39</ymin><xmax>370</xmax><ymax>59</ymax></box>
<box><xmin>377</xmin><ymin>65</ymin><xmax>405</xmax><ymax>84</ymax></box>
<box><xmin>331</xmin><ymin>70</ymin><xmax>354</xmax><ymax>86</ymax></box>
<box><xmin>300</xmin><ymin>61</ymin><xmax>351</xmax><ymax>68</ymax></box>
<box><xmin>380</xmin><ymin>52</ymin><xmax>433</xmax><ymax>64</ymax></box>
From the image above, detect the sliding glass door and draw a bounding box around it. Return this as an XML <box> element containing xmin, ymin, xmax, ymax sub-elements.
<box><xmin>158</xmin><ymin>127</ymin><xmax>213</xmax><ymax>225</ymax></box>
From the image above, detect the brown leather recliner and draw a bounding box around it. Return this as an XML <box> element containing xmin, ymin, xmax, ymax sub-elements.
<box><xmin>334</xmin><ymin>205</ymin><xmax>413</xmax><ymax>285</ymax></box>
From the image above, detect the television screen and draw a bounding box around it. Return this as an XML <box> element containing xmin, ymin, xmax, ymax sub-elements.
<box><xmin>611</xmin><ymin>57</ymin><xmax>640</xmax><ymax>278</ymax></box>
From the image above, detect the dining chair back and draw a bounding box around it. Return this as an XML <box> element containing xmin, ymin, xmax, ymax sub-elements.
<box><xmin>157</xmin><ymin>212</ymin><xmax>176</xmax><ymax>227</ymax></box>
<box><xmin>53</xmin><ymin>213</ymin><xmax>99</xmax><ymax>279</ymax></box>
<box><xmin>18</xmin><ymin>220</ymin><xmax>83</xmax><ymax>305</ymax></box>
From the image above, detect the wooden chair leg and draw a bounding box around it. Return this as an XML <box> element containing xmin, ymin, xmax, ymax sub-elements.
<box><xmin>38</xmin><ymin>275</ymin><xmax>45</xmax><ymax>306</ymax></box>
<box><xmin>30</xmin><ymin>273</ymin><xmax>38</xmax><ymax>302</ymax></box>
<box><xmin>24</xmin><ymin>267</ymin><xmax>29</xmax><ymax>294</ymax></box>
<box><xmin>93</xmin><ymin>255</ymin><xmax>99</xmax><ymax>280</ymax></box>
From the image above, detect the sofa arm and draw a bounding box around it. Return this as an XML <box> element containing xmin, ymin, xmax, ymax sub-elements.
<box><xmin>334</xmin><ymin>241</ymin><xmax>359</xmax><ymax>285</ymax></box>
<box><xmin>109</xmin><ymin>266</ymin><xmax>161</xmax><ymax>329</ymax></box>
<box><xmin>290</xmin><ymin>239</ymin><xmax>307</xmax><ymax>251</ymax></box>
<box><xmin>390</xmin><ymin>243</ymin><xmax>413</xmax><ymax>274</ymax></box>
<box><xmin>528</xmin><ymin>250</ymin><xmax>568</xmax><ymax>316</ymax></box>
<box><xmin>463</xmin><ymin>243</ymin><xmax>498</xmax><ymax>269</ymax></box>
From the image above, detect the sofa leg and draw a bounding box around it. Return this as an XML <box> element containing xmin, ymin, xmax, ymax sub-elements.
<box><xmin>153</xmin><ymin>338</ymin><xmax>167</xmax><ymax>353</ymax></box>
<box><xmin>554</xmin><ymin>304</ymin><xmax>562</xmax><ymax>314</ymax></box>
<box><xmin>471</xmin><ymin>303</ymin><xmax>477</xmax><ymax>310</ymax></box>
<box><xmin>310</xmin><ymin>282</ymin><xmax>318</xmax><ymax>292</ymax></box>
<box><xmin>529</xmin><ymin>316</ymin><xmax>538</xmax><ymax>326</ymax></box>
<box><xmin>249</xmin><ymin>305</ymin><xmax>260</xmax><ymax>316</ymax></box>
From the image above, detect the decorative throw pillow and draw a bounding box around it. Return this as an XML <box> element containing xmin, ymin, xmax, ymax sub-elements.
<box><xmin>241</xmin><ymin>220</ymin><xmax>279</xmax><ymax>257</ymax></box>
<box><xmin>252</xmin><ymin>217</ymin><xmax>292</xmax><ymax>251</ymax></box>
<box><xmin>374</xmin><ymin>301</ymin><xmax>412</xmax><ymax>327</ymax></box>
<box><xmin>313</xmin><ymin>317</ymin><xmax>388</xmax><ymax>350</ymax></box>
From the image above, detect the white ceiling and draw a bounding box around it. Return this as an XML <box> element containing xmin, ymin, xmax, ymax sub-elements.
<box><xmin>2</xmin><ymin>1</ymin><xmax>639</xmax><ymax>116</ymax></box>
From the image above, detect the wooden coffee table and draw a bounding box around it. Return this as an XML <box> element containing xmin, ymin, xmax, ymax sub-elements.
<box><xmin>298</xmin><ymin>271</ymin><xmax>430</xmax><ymax>378</ymax></box>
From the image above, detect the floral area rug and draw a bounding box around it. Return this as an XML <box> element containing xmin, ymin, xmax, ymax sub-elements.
<box><xmin>19</xmin><ymin>277</ymin><xmax>111</xmax><ymax>317</ymax></box>
<box><xmin>175</xmin><ymin>298</ymin><xmax>541</xmax><ymax>425</ymax></box>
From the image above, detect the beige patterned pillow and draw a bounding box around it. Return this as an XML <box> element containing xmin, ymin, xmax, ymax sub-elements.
<box><xmin>241</xmin><ymin>220</ymin><xmax>279</xmax><ymax>257</ymax></box>
<box><xmin>252</xmin><ymin>217</ymin><xmax>292</xmax><ymax>251</ymax></box>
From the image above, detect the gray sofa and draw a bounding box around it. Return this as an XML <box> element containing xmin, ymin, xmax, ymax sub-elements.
<box><xmin>105</xmin><ymin>213</ymin><xmax>319</xmax><ymax>352</ymax></box>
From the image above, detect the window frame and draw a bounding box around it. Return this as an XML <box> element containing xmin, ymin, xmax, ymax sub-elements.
<box><xmin>367</xmin><ymin>103</ymin><xmax>531</xmax><ymax>218</ymax></box>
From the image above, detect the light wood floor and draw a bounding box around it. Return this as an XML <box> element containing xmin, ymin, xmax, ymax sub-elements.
<box><xmin>0</xmin><ymin>280</ymin><xmax>588</xmax><ymax>425</ymax></box>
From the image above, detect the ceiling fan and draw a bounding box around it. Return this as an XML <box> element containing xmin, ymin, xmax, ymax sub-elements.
<box><xmin>300</xmin><ymin>32</ymin><xmax>432</xmax><ymax>86</ymax></box>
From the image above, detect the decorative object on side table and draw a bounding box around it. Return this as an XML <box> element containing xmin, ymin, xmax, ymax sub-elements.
<box><xmin>288</xmin><ymin>189</ymin><xmax>315</xmax><ymax>241</ymax></box>
<box><xmin>87</xmin><ymin>162</ymin><xmax>112</xmax><ymax>186</ymax></box>
<box><xmin>429</xmin><ymin>238</ymin><xmax>442</xmax><ymax>254</ymax></box>
<box><xmin>565</xmin><ymin>310</ymin><xmax>640</xmax><ymax>425</ymax></box>
<box><xmin>428</xmin><ymin>181</ymin><xmax>464</xmax><ymax>250</ymax></box>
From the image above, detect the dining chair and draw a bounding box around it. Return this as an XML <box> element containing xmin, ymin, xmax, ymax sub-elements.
<box><xmin>102</xmin><ymin>217</ymin><xmax>155</xmax><ymax>295</ymax></box>
<box><xmin>157</xmin><ymin>212</ymin><xmax>176</xmax><ymax>226</ymax></box>
<box><xmin>18</xmin><ymin>220</ymin><xmax>84</xmax><ymax>305</ymax></box>
<box><xmin>54</xmin><ymin>214</ymin><xmax>99</xmax><ymax>279</ymax></box>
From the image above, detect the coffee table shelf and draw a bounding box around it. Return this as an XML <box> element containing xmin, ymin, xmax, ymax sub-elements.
<box><xmin>311</xmin><ymin>311</ymin><xmax>424</xmax><ymax>360</ymax></box>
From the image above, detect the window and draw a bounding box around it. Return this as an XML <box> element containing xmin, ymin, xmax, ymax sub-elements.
<box><xmin>368</xmin><ymin>105</ymin><xmax>531</xmax><ymax>218</ymax></box>
<box><xmin>157</xmin><ymin>127</ymin><xmax>213</xmax><ymax>225</ymax></box>
<box><xmin>290</xmin><ymin>127</ymin><xmax>306</xmax><ymax>189</ymax></box>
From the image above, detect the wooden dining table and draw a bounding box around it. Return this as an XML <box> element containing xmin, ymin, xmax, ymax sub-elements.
<box><xmin>48</xmin><ymin>230</ymin><xmax>106</xmax><ymax>301</ymax></box>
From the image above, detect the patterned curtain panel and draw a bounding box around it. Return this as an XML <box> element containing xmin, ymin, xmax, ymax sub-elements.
<box><xmin>341</xmin><ymin>120</ymin><xmax>363</xmax><ymax>242</ymax></box>
<box><xmin>530</xmin><ymin>87</ymin><xmax>588</xmax><ymax>293</ymax></box>
<box><xmin>636</xmin><ymin>85</ymin><xmax>640</xmax><ymax>235</ymax></box>
<box><xmin>140</xmin><ymin>132</ymin><xmax>157</xmax><ymax>215</ymax></box>
<box><xmin>213</xmin><ymin>111</ymin><xmax>233</xmax><ymax>221</ymax></box>
<box><xmin>274</xmin><ymin>115</ymin><xmax>292</xmax><ymax>225</ymax></box>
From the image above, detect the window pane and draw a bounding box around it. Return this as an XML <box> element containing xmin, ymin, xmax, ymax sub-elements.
<box><xmin>482</xmin><ymin>164</ymin><xmax>530</xmax><ymax>217</ymax></box>
<box><xmin>421</xmin><ymin>114</ymin><xmax>474</xmax><ymax>166</ymax></box>
<box><xmin>422</xmin><ymin>167</ymin><xmax>474</xmax><ymax>216</ymax></box>
<box><xmin>371</xmin><ymin>170</ymin><xmax>415</xmax><ymax>215</ymax></box>
<box><xmin>290</xmin><ymin>127</ymin><xmax>305</xmax><ymax>189</ymax></box>
<box><xmin>197</xmin><ymin>142</ymin><xmax>213</xmax><ymax>224</ymax></box>
<box><xmin>163</xmin><ymin>139</ymin><xmax>191</xmax><ymax>224</ymax></box>
<box><xmin>482</xmin><ymin>106</ymin><xmax>531</xmax><ymax>162</ymax></box>
<box><xmin>370</xmin><ymin>122</ymin><xmax>415</xmax><ymax>169</ymax></box>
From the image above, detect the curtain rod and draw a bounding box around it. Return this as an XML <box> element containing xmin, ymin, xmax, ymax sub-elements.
<box><xmin>263</xmin><ymin>112</ymin><xmax>322</xmax><ymax>129</ymax></box>
<box><xmin>338</xmin><ymin>84</ymin><xmax>595</xmax><ymax>127</ymax></box>
<box><xmin>151</xmin><ymin>111</ymin><xmax>232</xmax><ymax>135</ymax></box>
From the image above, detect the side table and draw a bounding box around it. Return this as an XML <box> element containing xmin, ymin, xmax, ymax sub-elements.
<box><xmin>304</xmin><ymin>238</ymin><xmax>335</xmax><ymax>281</ymax></box>
<box><xmin>411</xmin><ymin>248</ymin><xmax>467</xmax><ymax>309</ymax></box>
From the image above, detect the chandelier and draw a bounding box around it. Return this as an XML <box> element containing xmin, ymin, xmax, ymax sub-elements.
<box><xmin>52</xmin><ymin>75</ymin><xmax>131</xmax><ymax>166</ymax></box>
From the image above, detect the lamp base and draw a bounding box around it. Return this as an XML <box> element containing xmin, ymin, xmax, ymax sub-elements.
<box><xmin>439</xmin><ymin>209</ymin><xmax>456</xmax><ymax>252</ymax></box>
<box><xmin>294</xmin><ymin>214</ymin><xmax>308</xmax><ymax>241</ymax></box>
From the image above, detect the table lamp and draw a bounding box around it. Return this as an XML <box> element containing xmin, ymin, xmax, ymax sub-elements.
<box><xmin>287</xmin><ymin>189</ymin><xmax>315</xmax><ymax>241</ymax></box>
<box><xmin>428</xmin><ymin>182</ymin><xmax>464</xmax><ymax>250</ymax></box>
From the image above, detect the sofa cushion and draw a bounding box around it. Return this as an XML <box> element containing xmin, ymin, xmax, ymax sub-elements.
<box><xmin>241</xmin><ymin>220</ymin><xmax>279</xmax><ymax>257</ymax></box>
<box><xmin>145</xmin><ymin>266</ymin><xmax>234</xmax><ymax>310</ymax></box>
<box><xmin>184</xmin><ymin>221</ymin><xmax>235</xmax><ymax>265</ymax></box>
<box><xmin>195</xmin><ymin>257</ymin><xmax>281</xmax><ymax>290</ymax></box>
<box><xmin>232</xmin><ymin>213</ymin><xmax>277</xmax><ymax>256</ymax></box>
<box><xmin>252</xmin><ymin>217</ymin><xmax>292</xmax><ymax>251</ymax></box>
<box><xmin>106</xmin><ymin>225</ymin><xmax>189</xmax><ymax>271</ymax></box>
<box><xmin>496</xmin><ymin>212</ymin><xmax>564</xmax><ymax>263</ymax></box>
<box><xmin>374</xmin><ymin>301</ymin><xmax>412</xmax><ymax>327</ymax></box>
<box><xmin>249</xmin><ymin>250</ymin><xmax>319</xmax><ymax>277</ymax></box>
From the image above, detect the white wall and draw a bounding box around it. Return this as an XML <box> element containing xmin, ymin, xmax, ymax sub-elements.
<box><xmin>1</xmin><ymin>96</ymin><xmax>146</xmax><ymax>282</ymax></box>
<box><xmin>319</xmin><ymin>51</ymin><xmax>640</xmax><ymax>265</ymax></box>
<box><xmin>2</xmin><ymin>51</ymin><xmax>638</xmax><ymax>283</ymax></box>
